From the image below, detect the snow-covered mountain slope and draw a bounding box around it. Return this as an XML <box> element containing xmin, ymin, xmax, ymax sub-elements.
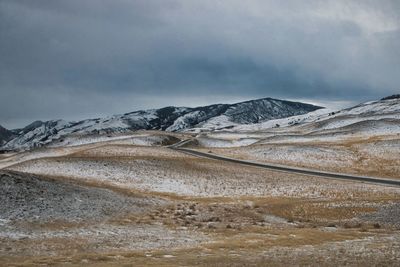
<box><xmin>184</xmin><ymin>96</ymin><xmax>400</xmax><ymax>149</ymax></box>
<box><xmin>2</xmin><ymin>97</ymin><xmax>321</xmax><ymax>150</ymax></box>
<box><xmin>185</xmin><ymin>98</ymin><xmax>324</xmax><ymax>132</ymax></box>
<box><xmin>0</xmin><ymin>125</ymin><xmax>14</xmax><ymax>146</ymax></box>
<box><xmin>227</xmin><ymin>96</ymin><xmax>400</xmax><ymax>135</ymax></box>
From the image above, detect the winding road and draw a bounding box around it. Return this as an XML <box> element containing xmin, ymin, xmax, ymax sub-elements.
<box><xmin>170</xmin><ymin>140</ymin><xmax>400</xmax><ymax>187</ymax></box>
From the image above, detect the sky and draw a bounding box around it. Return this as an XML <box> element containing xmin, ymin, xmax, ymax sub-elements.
<box><xmin>1</xmin><ymin>0</ymin><xmax>399</xmax><ymax>129</ymax></box>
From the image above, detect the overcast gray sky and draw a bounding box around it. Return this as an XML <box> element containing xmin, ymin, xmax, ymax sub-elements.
<box><xmin>1</xmin><ymin>0</ymin><xmax>399</xmax><ymax>128</ymax></box>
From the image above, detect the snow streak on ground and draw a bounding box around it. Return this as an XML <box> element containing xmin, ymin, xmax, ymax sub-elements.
<box><xmin>7</xmin><ymin>146</ymin><xmax>400</xmax><ymax>198</ymax></box>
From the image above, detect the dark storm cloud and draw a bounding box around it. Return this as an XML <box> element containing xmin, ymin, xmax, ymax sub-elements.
<box><xmin>0</xmin><ymin>0</ymin><xmax>399</xmax><ymax>128</ymax></box>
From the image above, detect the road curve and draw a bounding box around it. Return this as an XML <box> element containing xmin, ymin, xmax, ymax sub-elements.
<box><xmin>171</xmin><ymin>145</ymin><xmax>400</xmax><ymax>187</ymax></box>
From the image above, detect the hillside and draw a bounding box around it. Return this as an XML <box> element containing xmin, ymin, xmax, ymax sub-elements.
<box><xmin>228</xmin><ymin>96</ymin><xmax>400</xmax><ymax>134</ymax></box>
<box><xmin>2</xmin><ymin>97</ymin><xmax>321</xmax><ymax>150</ymax></box>
<box><xmin>0</xmin><ymin>125</ymin><xmax>13</xmax><ymax>147</ymax></box>
<box><xmin>191</xmin><ymin>96</ymin><xmax>400</xmax><ymax>178</ymax></box>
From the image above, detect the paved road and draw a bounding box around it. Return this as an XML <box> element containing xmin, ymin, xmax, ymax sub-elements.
<box><xmin>170</xmin><ymin>143</ymin><xmax>400</xmax><ymax>187</ymax></box>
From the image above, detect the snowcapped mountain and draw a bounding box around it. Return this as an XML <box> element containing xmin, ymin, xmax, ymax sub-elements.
<box><xmin>1</xmin><ymin>97</ymin><xmax>321</xmax><ymax>150</ymax></box>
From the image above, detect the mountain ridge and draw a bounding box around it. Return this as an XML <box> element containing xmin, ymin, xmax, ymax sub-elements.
<box><xmin>228</xmin><ymin>96</ymin><xmax>400</xmax><ymax>134</ymax></box>
<box><xmin>1</xmin><ymin>97</ymin><xmax>322</xmax><ymax>150</ymax></box>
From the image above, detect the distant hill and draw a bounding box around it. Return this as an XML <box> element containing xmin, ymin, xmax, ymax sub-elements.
<box><xmin>1</xmin><ymin>97</ymin><xmax>321</xmax><ymax>150</ymax></box>
<box><xmin>227</xmin><ymin>95</ymin><xmax>400</xmax><ymax>135</ymax></box>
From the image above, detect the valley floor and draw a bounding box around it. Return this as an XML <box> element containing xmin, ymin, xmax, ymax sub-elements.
<box><xmin>1</xmin><ymin>132</ymin><xmax>400</xmax><ymax>266</ymax></box>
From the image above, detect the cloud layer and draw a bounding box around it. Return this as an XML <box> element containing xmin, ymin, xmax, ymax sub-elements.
<box><xmin>1</xmin><ymin>0</ymin><xmax>399</xmax><ymax>128</ymax></box>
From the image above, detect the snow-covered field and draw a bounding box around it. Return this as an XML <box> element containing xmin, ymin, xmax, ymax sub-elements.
<box><xmin>0</xmin><ymin>132</ymin><xmax>184</xmax><ymax>170</ymax></box>
<box><xmin>7</xmin><ymin>145</ymin><xmax>399</xmax><ymax>198</ymax></box>
<box><xmin>200</xmin><ymin>135</ymin><xmax>400</xmax><ymax>179</ymax></box>
<box><xmin>196</xmin><ymin>136</ymin><xmax>259</xmax><ymax>148</ymax></box>
<box><xmin>47</xmin><ymin>132</ymin><xmax>181</xmax><ymax>148</ymax></box>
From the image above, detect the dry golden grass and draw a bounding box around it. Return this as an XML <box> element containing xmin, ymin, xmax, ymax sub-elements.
<box><xmin>199</xmin><ymin>135</ymin><xmax>400</xmax><ymax>179</ymax></box>
<box><xmin>0</xmin><ymin>228</ymin><xmax>382</xmax><ymax>267</ymax></box>
<box><xmin>3</xmin><ymin>190</ymin><xmax>400</xmax><ymax>266</ymax></box>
